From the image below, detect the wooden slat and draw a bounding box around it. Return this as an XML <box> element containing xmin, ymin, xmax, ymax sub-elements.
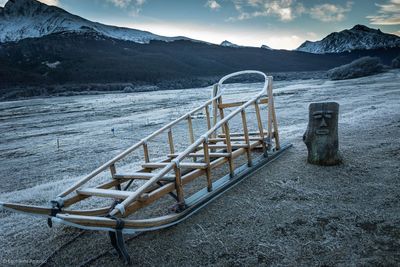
<box><xmin>209</xmin><ymin>137</ymin><xmax>262</xmax><ymax>143</ymax></box>
<box><xmin>63</xmin><ymin>180</ymin><xmax>121</xmax><ymax>207</ymax></box>
<box><xmin>142</xmin><ymin>162</ymin><xmax>208</xmax><ymax>169</ymax></box>
<box><xmin>77</xmin><ymin>188</ymin><xmax>132</xmax><ymax>199</ymax></box>
<box><xmin>167</xmin><ymin>152</ymin><xmax>231</xmax><ymax>158</ymax></box>
<box><xmin>218</xmin><ymin>131</ymin><xmax>269</xmax><ymax>137</ymax></box>
<box><xmin>113</xmin><ymin>173</ymin><xmax>175</xmax><ymax>182</ymax></box>
<box><xmin>218</xmin><ymin>97</ymin><xmax>268</xmax><ymax>109</ymax></box>
<box><xmin>198</xmin><ymin>143</ymin><xmax>249</xmax><ymax>149</ymax></box>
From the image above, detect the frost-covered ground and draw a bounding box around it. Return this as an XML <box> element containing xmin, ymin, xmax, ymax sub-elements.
<box><xmin>0</xmin><ymin>70</ymin><xmax>399</xmax><ymax>266</ymax></box>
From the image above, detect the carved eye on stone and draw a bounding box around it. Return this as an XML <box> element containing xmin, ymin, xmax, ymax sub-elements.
<box><xmin>324</xmin><ymin>110</ymin><xmax>333</xmax><ymax>118</ymax></box>
<box><xmin>312</xmin><ymin>111</ymin><xmax>323</xmax><ymax>119</ymax></box>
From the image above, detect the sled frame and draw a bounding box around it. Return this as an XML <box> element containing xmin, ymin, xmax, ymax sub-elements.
<box><xmin>1</xmin><ymin>70</ymin><xmax>289</xmax><ymax>233</ymax></box>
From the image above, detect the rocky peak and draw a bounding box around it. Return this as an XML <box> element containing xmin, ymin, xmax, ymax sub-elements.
<box><xmin>0</xmin><ymin>0</ymin><xmax>191</xmax><ymax>44</ymax></box>
<box><xmin>296</xmin><ymin>24</ymin><xmax>400</xmax><ymax>54</ymax></box>
<box><xmin>220</xmin><ymin>40</ymin><xmax>240</xmax><ymax>48</ymax></box>
<box><xmin>3</xmin><ymin>0</ymin><xmax>48</xmax><ymax>17</ymax></box>
<box><xmin>351</xmin><ymin>24</ymin><xmax>378</xmax><ymax>33</ymax></box>
<box><xmin>261</xmin><ymin>44</ymin><xmax>272</xmax><ymax>50</ymax></box>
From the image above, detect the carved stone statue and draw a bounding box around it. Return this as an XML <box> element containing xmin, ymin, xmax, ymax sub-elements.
<box><xmin>303</xmin><ymin>102</ymin><xmax>341</xmax><ymax>165</ymax></box>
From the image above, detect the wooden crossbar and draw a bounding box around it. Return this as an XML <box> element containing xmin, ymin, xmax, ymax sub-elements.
<box><xmin>197</xmin><ymin>141</ymin><xmax>261</xmax><ymax>149</ymax></box>
<box><xmin>142</xmin><ymin>162</ymin><xmax>209</xmax><ymax>169</ymax></box>
<box><xmin>167</xmin><ymin>152</ymin><xmax>231</xmax><ymax>158</ymax></box>
<box><xmin>208</xmin><ymin>137</ymin><xmax>262</xmax><ymax>142</ymax></box>
<box><xmin>218</xmin><ymin>97</ymin><xmax>268</xmax><ymax>109</ymax></box>
<box><xmin>113</xmin><ymin>173</ymin><xmax>176</xmax><ymax>182</ymax></box>
<box><xmin>77</xmin><ymin>188</ymin><xmax>132</xmax><ymax>199</ymax></box>
<box><xmin>218</xmin><ymin>131</ymin><xmax>269</xmax><ymax>137</ymax></box>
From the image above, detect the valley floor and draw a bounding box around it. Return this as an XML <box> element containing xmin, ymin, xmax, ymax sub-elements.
<box><xmin>0</xmin><ymin>70</ymin><xmax>399</xmax><ymax>266</ymax></box>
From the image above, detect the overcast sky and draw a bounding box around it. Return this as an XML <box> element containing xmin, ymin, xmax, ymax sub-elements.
<box><xmin>1</xmin><ymin>0</ymin><xmax>399</xmax><ymax>49</ymax></box>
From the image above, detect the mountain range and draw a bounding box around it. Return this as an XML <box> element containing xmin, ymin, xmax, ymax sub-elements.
<box><xmin>0</xmin><ymin>0</ymin><xmax>399</xmax><ymax>98</ymax></box>
<box><xmin>2</xmin><ymin>0</ymin><xmax>399</xmax><ymax>53</ymax></box>
<box><xmin>297</xmin><ymin>25</ymin><xmax>400</xmax><ymax>54</ymax></box>
<box><xmin>0</xmin><ymin>0</ymin><xmax>193</xmax><ymax>43</ymax></box>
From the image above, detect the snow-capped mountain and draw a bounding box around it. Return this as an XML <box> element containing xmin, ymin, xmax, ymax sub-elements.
<box><xmin>297</xmin><ymin>25</ymin><xmax>400</xmax><ymax>54</ymax></box>
<box><xmin>220</xmin><ymin>40</ymin><xmax>240</xmax><ymax>48</ymax></box>
<box><xmin>261</xmin><ymin>44</ymin><xmax>273</xmax><ymax>50</ymax></box>
<box><xmin>0</xmin><ymin>0</ymin><xmax>191</xmax><ymax>43</ymax></box>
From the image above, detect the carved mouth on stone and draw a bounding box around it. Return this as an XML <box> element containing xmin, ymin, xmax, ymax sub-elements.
<box><xmin>316</xmin><ymin>129</ymin><xmax>329</xmax><ymax>135</ymax></box>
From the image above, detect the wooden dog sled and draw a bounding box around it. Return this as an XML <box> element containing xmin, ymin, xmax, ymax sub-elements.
<box><xmin>1</xmin><ymin>70</ymin><xmax>292</xmax><ymax>264</ymax></box>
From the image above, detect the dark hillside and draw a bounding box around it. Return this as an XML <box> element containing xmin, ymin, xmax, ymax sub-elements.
<box><xmin>1</xmin><ymin>32</ymin><xmax>399</xmax><ymax>88</ymax></box>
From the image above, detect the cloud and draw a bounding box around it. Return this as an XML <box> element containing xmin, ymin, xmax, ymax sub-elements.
<box><xmin>309</xmin><ymin>1</ymin><xmax>353</xmax><ymax>22</ymax></box>
<box><xmin>228</xmin><ymin>0</ymin><xmax>355</xmax><ymax>23</ymax></box>
<box><xmin>107</xmin><ymin>0</ymin><xmax>146</xmax><ymax>16</ymax></box>
<box><xmin>306</xmin><ymin>31</ymin><xmax>318</xmax><ymax>40</ymax></box>
<box><xmin>229</xmin><ymin>0</ymin><xmax>304</xmax><ymax>22</ymax></box>
<box><xmin>205</xmin><ymin>0</ymin><xmax>221</xmax><ymax>11</ymax></box>
<box><xmin>107</xmin><ymin>0</ymin><xmax>132</xmax><ymax>8</ymax></box>
<box><xmin>38</xmin><ymin>0</ymin><xmax>59</xmax><ymax>5</ymax></box>
<box><xmin>367</xmin><ymin>0</ymin><xmax>400</xmax><ymax>25</ymax></box>
<box><xmin>0</xmin><ymin>0</ymin><xmax>60</xmax><ymax>6</ymax></box>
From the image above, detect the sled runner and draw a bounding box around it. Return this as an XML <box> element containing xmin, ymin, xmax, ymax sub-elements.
<box><xmin>1</xmin><ymin>70</ymin><xmax>292</xmax><ymax>264</ymax></box>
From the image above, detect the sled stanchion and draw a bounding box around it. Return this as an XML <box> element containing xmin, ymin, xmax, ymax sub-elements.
<box><xmin>267</xmin><ymin>76</ymin><xmax>274</xmax><ymax>149</ymax></box>
<box><xmin>241</xmin><ymin>110</ymin><xmax>252</xmax><ymax>167</ymax></box>
<box><xmin>168</xmin><ymin>129</ymin><xmax>175</xmax><ymax>154</ymax></box>
<box><xmin>109</xmin><ymin>164</ymin><xmax>121</xmax><ymax>191</ymax></box>
<box><xmin>143</xmin><ymin>143</ymin><xmax>150</xmax><ymax>163</ymax></box>
<box><xmin>173</xmin><ymin>163</ymin><xmax>185</xmax><ymax>211</ymax></box>
<box><xmin>254</xmin><ymin>102</ymin><xmax>267</xmax><ymax>153</ymax></box>
<box><xmin>223</xmin><ymin>122</ymin><xmax>235</xmax><ymax>177</ymax></box>
<box><xmin>110</xmin><ymin>164</ymin><xmax>116</xmax><ymax>178</ymax></box>
<box><xmin>203</xmin><ymin>141</ymin><xmax>212</xmax><ymax>192</ymax></box>
<box><xmin>218</xmin><ymin>94</ymin><xmax>225</xmax><ymax>136</ymax></box>
<box><xmin>212</xmin><ymin>84</ymin><xmax>219</xmax><ymax>133</ymax></box>
<box><xmin>187</xmin><ymin>116</ymin><xmax>196</xmax><ymax>161</ymax></box>
<box><xmin>211</xmin><ymin>84</ymin><xmax>219</xmax><ymax>152</ymax></box>
<box><xmin>205</xmin><ymin>105</ymin><xmax>211</xmax><ymax>130</ymax></box>
<box><xmin>268</xmin><ymin>77</ymin><xmax>280</xmax><ymax>150</ymax></box>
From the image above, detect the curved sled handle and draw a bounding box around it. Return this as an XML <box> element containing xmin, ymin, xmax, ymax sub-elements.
<box><xmin>216</xmin><ymin>70</ymin><xmax>269</xmax><ymax>96</ymax></box>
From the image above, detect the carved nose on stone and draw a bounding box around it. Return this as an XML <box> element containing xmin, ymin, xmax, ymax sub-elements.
<box><xmin>320</xmin><ymin>118</ymin><xmax>327</xmax><ymax>127</ymax></box>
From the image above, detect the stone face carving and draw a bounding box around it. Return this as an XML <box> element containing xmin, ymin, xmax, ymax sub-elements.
<box><xmin>303</xmin><ymin>102</ymin><xmax>341</xmax><ymax>165</ymax></box>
